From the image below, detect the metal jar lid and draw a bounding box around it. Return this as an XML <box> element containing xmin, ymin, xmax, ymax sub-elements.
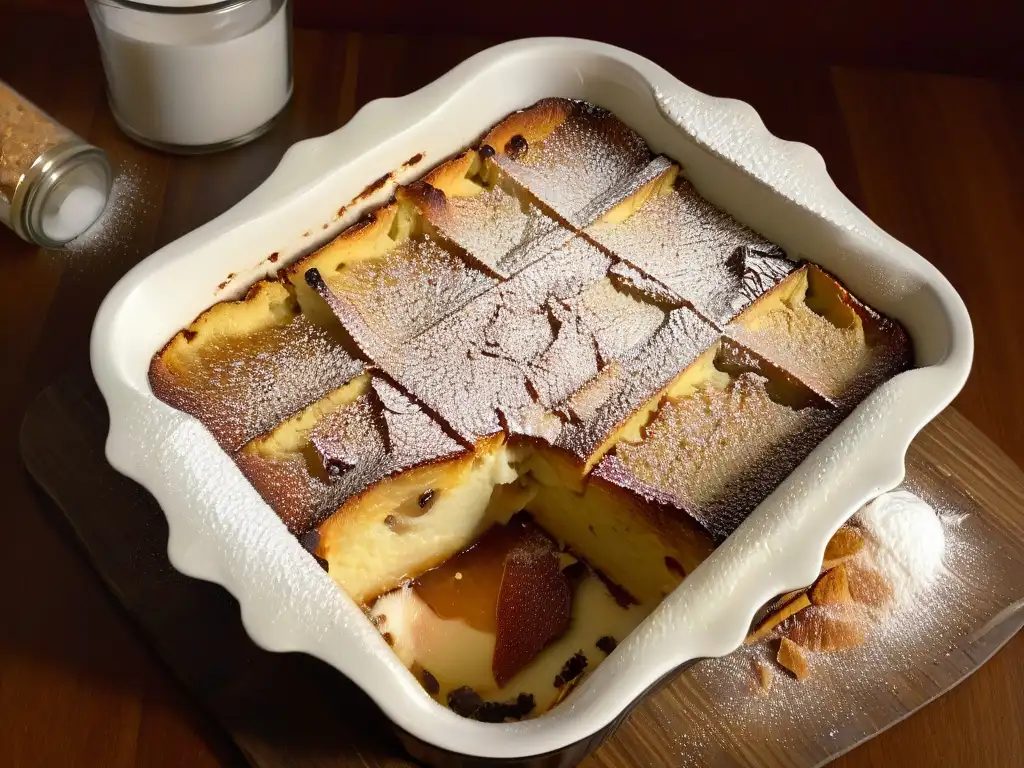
<box><xmin>5</xmin><ymin>138</ymin><xmax>113</xmax><ymax>247</ymax></box>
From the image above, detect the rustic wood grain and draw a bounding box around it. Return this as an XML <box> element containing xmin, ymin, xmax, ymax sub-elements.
<box><xmin>828</xmin><ymin>69</ymin><xmax>1024</xmax><ymax>768</ymax></box>
<box><xmin>20</xmin><ymin>376</ymin><xmax>1024</xmax><ymax>768</ymax></box>
<box><xmin>2</xmin><ymin>13</ymin><xmax>1022</xmax><ymax>768</ymax></box>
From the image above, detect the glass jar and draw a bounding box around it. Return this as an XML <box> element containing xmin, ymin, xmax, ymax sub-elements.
<box><xmin>86</xmin><ymin>0</ymin><xmax>293</xmax><ymax>154</ymax></box>
<box><xmin>0</xmin><ymin>82</ymin><xmax>113</xmax><ymax>247</ymax></box>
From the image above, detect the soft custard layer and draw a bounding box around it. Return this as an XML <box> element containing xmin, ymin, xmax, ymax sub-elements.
<box><xmin>372</xmin><ymin>550</ymin><xmax>649</xmax><ymax>715</ymax></box>
<box><xmin>317</xmin><ymin>437</ymin><xmax>715</xmax><ymax>720</ymax></box>
<box><xmin>317</xmin><ymin>437</ymin><xmax>533</xmax><ymax>604</ymax></box>
<box><xmin>524</xmin><ymin>446</ymin><xmax>713</xmax><ymax>605</ymax></box>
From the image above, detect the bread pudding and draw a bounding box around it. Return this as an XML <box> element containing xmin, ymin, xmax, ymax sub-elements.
<box><xmin>149</xmin><ymin>98</ymin><xmax>912</xmax><ymax>721</ymax></box>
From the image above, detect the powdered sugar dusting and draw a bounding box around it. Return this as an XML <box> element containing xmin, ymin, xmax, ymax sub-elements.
<box><xmin>348</xmin><ymin>237</ymin><xmax>618</xmax><ymax>442</ymax></box>
<box><xmin>630</xmin><ymin>483</ymin><xmax>1005</xmax><ymax>768</ymax></box>
<box><xmin>727</xmin><ymin>268</ymin><xmax>912</xmax><ymax>409</ymax></box>
<box><xmin>557</xmin><ymin>307</ymin><xmax>718</xmax><ymax>462</ymax></box>
<box><xmin>238</xmin><ymin>374</ymin><xmax>465</xmax><ymax>535</ymax></box>
<box><xmin>325</xmin><ymin>234</ymin><xmax>497</xmax><ymax>345</ymax></box>
<box><xmin>491</xmin><ymin>101</ymin><xmax>651</xmax><ymax>227</ymax></box>
<box><xmin>58</xmin><ymin>164</ymin><xmax>149</xmax><ymax>267</ymax></box>
<box><xmin>575</xmin><ymin>154</ymin><xmax>676</xmax><ymax>226</ymax></box>
<box><xmin>611</xmin><ymin>368</ymin><xmax>838</xmax><ymax>540</ymax></box>
<box><xmin>856</xmin><ymin>490</ymin><xmax>945</xmax><ymax>604</ymax></box>
<box><xmin>153</xmin><ymin>308</ymin><xmax>366</xmax><ymax>453</ymax></box>
<box><xmin>608</xmin><ymin>261</ymin><xmax>681</xmax><ymax>306</ymax></box>
<box><xmin>426</xmin><ymin>181</ymin><xmax>572</xmax><ymax>277</ymax></box>
<box><xmin>585</xmin><ymin>176</ymin><xmax>797</xmax><ymax>327</ymax></box>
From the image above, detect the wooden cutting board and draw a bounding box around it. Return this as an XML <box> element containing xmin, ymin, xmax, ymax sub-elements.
<box><xmin>19</xmin><ymin>372</ymin><xmax>1024</xmax><ymax>768</ymax></box>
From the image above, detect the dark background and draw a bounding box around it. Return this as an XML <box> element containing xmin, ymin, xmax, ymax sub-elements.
<box><xmin>12</xmin><ymin>0</ymin><xmax>1024</xmax><ymax>78</ymax></box>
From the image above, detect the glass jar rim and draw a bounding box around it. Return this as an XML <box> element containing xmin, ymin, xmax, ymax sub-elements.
<box><xmin>89</xmin><ymin>0</ymin><xmax>257</xmax><ymax>14</ymax></box>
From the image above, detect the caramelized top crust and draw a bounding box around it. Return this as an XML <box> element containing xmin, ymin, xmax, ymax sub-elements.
<box><xmin>480</xmin><ymin>98</ymin><xmax>575</xmax><ymax>158</ymax></box>
<box><xmin>326</xmin><ymin>231</ymin><xmax>496</xmax><ymax>346</ymax></box>
<box><xmin>606</xmin><ymin>341</ymin><xmax>840</xmax><ymax>540</ymax></box>
<box><xmin>284</xmin><ymin>202</ymin><xmax>405</xmax><ymax>325</ymax></box>
<box><xmin>313</xmin><ymin>237</ymin><xmax>621</xmax><ymax>443</ymax></box>
<box><xmin>555</xmin><ymin>307</ymin><xmax>719</xmax><ymax>469</ymax></box>
<box><xmin>149</xmin><ymin>279</ymin><xmax>365</xmax><ymax>453</ymax></box>
<box><xmin>584</xmin><ymin>166</ymin><xmax>799</xmax><ymax>327</ymax></box>
<box><xmin>483</xmin><ymin>98</ymin><xmax>652</xmax><ymax>227</ymax></box>
<box><xmin>399</xmin><ymin>154</ymin><xmax>571</xmax><ymax>279</ymax></box>
<box><xmin>727</xmin><ymin>264</ymin><xmax>913</xmax><ymax>407</ymax></box>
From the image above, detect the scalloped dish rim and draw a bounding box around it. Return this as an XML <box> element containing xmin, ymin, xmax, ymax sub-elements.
<box><xmin>90</xmin><ymin>38</ymin><xmax>973</xmax><ymax>760</ymax></box>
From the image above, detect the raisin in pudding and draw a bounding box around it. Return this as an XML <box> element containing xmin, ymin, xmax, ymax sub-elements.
<box><xmin>150</xmin><ymin>98</ymin><xmax>912</xmax><ymax>722</ymax></box>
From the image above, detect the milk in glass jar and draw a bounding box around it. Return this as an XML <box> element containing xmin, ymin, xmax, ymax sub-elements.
<box><xmin>86</xmin><ymin>0</ymin><xmax>293</xmax><ymax>153</ymax></box>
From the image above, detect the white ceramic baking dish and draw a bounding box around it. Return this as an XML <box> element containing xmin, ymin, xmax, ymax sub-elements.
<box><xmin>90</xmin><ymin>37</ymin><xmax>973</xmax><ymax>765</ymax></box>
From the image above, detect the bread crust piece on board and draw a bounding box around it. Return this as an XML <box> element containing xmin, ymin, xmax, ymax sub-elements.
<box><xmin>745</xmin><ymin>593</ymin><xmax>812</xmax><ymax>645</ymax></box>
<box><xmin>811</xmin><ymin>563</ymin><xmax>853</xmax><ymax>606</ymax></box>
<box><xmin>778</xmin><ymin>637</ymin><xmax>810</xmax><ymax>680</ymax></box>
<box><xmin>786</xmin><ymin>606</ymin><xmax>866</xmax><ymax>652</ymax></box>
<box><xmin>822</xmin><ymin>526</ymin><xmax>865</xmax><ymax>571</ymax></box>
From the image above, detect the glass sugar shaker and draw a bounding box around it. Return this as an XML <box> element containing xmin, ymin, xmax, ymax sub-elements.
<box><xmin>0</xmin><ymin>81</ymin><xmax>113</xmax><ymax>247</ymax></box>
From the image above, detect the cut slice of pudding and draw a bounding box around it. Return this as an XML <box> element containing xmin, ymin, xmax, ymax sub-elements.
<box><xmin>235</xmin><ymin>374</ymin><xmax>464</xmax><ymax>535</ymax></box>
<box><xmin>524</xmin><ymin>444</ymin><xmax>715</xmax><ymax>605</ymax></box>
<box><xmin>583</xmin><ymin>158</ymin><xmax>799</xmax><ymax>327</ymax></box>
<box><xmin>481</xmin><ymin>98</ymin><xmax>652</xmax><ymax>227</ymax></box>
<box><xmin>398</xmin><ymin>149</ymin><xmax>572</xmax><ymax>278</ymax></box>
<box><xmin>727</xmin><ymin>264</ymin><xmax>913</xmax><ymax>408</ymax></box>
<box><xmin>315</xmin><ymin>434</ymin><xmax>535</xmax><ymax>605</ymax></box>
<box><xmin>149</xmin><ymin>278</ymin><xmax>365</xmax><ymax>452</ymax></box>
<box><xmin>602</xmin><ymin>339</ymin><xmax>840</xmax><ymax>540</ymax></box>
<box><xmin>371</xmin><ymin>514</ymin><xmax>665</xmax><ymax>718</ymax></box>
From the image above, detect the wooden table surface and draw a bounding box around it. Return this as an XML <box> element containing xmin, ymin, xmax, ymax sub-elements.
<box><xmin>2</xmin><ymin>14</ymin><xmax>1022</xmax><ymax>768</ymax></box>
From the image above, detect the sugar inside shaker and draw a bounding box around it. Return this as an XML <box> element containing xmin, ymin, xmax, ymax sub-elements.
<box><xmin>0</xmin><ymin>82</ymin><xmax>113</xmax><ymax>247</ymax></box>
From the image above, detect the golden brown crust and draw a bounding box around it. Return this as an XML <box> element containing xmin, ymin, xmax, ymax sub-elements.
<box><xmin>821</xmin><ymin>526</ymin><xmax>865</xmax><ymax>571</ymax></box>
<box><xmin>234</xmin><ymin>447</ymin><xmax>328</xmax><ymax>534</ymax></box>
<box><xmin>786</xmin><ymin>606</ymin><xmax>865</xmax><ymax>652</ymax></box>
<box><xmin>480</xmin><ymin>98</ymin><xmax>571</xmax><ymax>156</ymax></box>
<box><xmin>397</xmin><ymin>180</ymin><xmax>447</xmax><ymax>220</ymax></box>
<box><xmin>325</xmin><ymin>439</ymin><xmax>485</xmax><ymax>526</ymax></box>
<box><xmin>753</xmin><ymin>659</ymin><xmax>774</xmax><ymax>692</ymax></box>
<box><xmin>397</xmin><ymin>151</ymin><xmax>485</xmax><ymax>216</ymax></box>
<box><xmin>154</xmin><ymin>278</ymin><xmax>289</xmax><ymax>373</ymax></box>
<box><xmin>590</xmin><ymin>157</ymin><xmax>678</xmax><ymax>227</ymax></box>
<box><xmin>745</xmin><ymin>593</ymin><xmax>812</xmax><ymax>645</ymax></box>
<box><xmin>807</xmin><ymin>264</ymin><xmax>914</xmax><ymax>368</ymax></box>
<box><xmin>148</xmin><ymin>278</ymin><xmax>364</xmax><ymax>453</ymax></box>
<box><xmin>847</xmin><ymin>563</ymin><xmax>895</xmax><ymax>608</ymax></box>
<box><xmin>421</xmin><ymin>150</ymin><xmax>482</xmax><ymax>194</ymax></box>
<box><xmin>810</xmin><ymin>563</ymin><xmax>853</xmax><ymax>606</ymax></box>
<box><xmin>777</xmin><ymin>637</ymin><xmax>810</xmax><ymax>680</ymax></box>
<box><xmin>285</xmin><ymin>202</ymin><xmax>405</xmax><ymax>290</ymax></box>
